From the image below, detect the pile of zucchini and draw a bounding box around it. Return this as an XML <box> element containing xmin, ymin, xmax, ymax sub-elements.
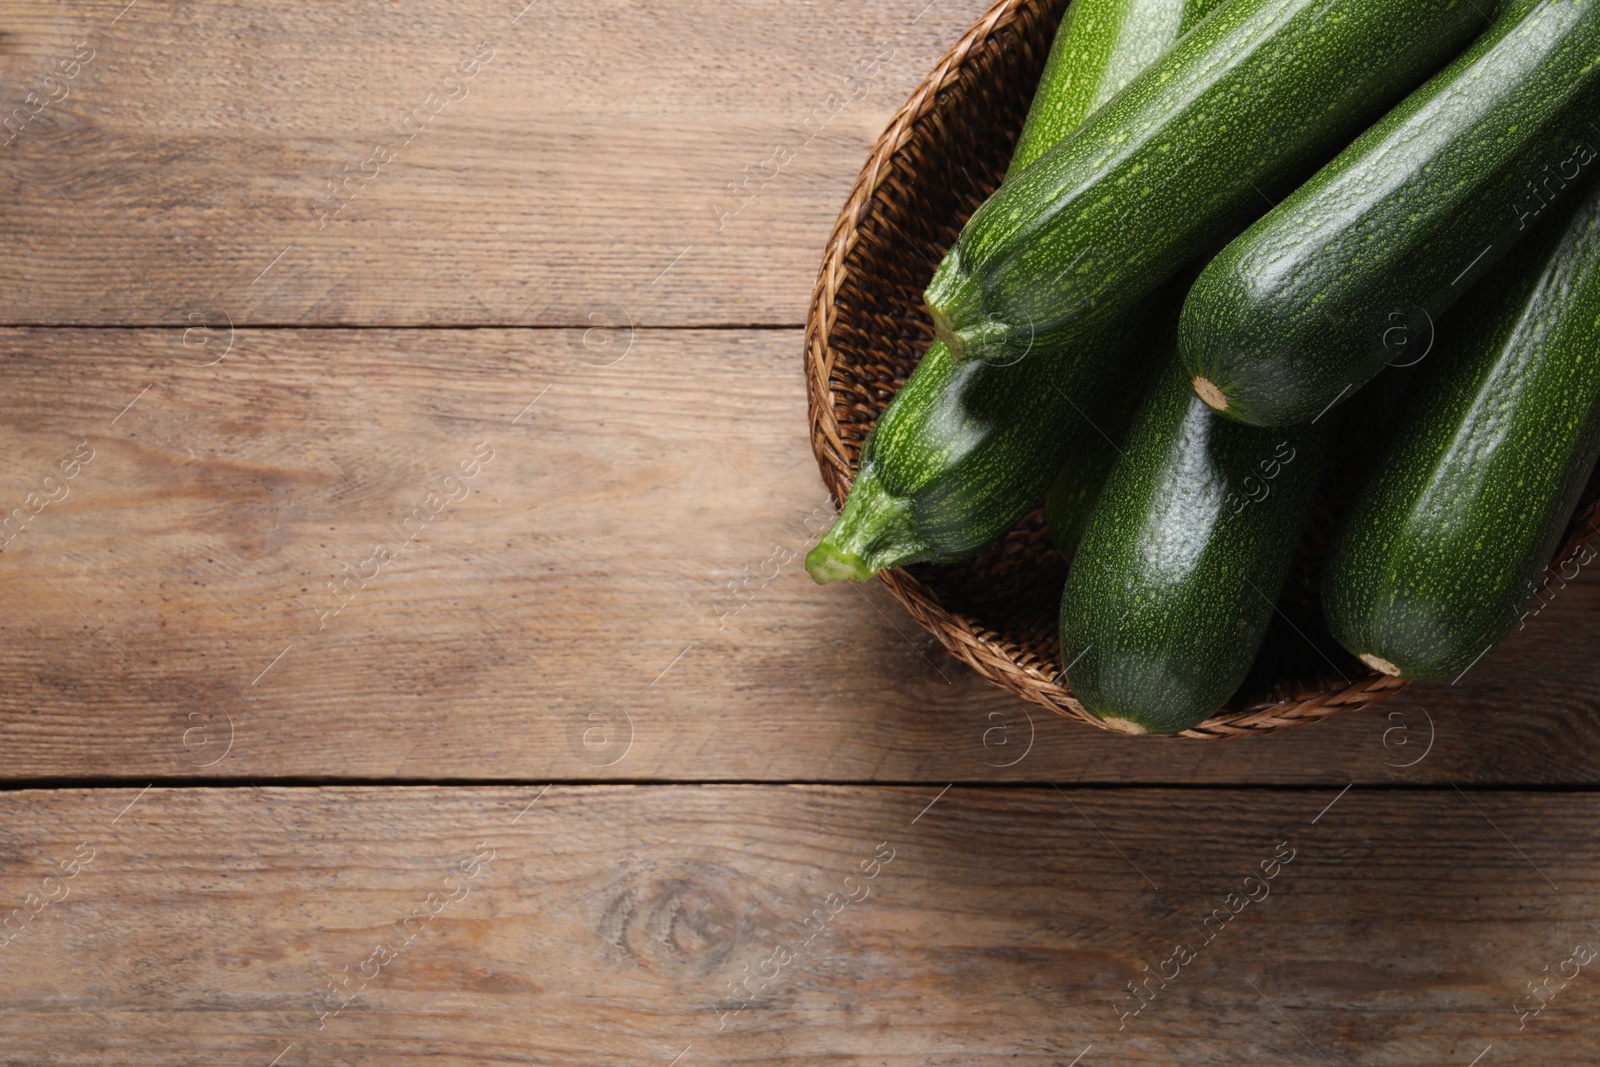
<box><xmin>808</xmin><ymin>0</ymin><xmax>1600</xmax><ymax>734</ymax></box>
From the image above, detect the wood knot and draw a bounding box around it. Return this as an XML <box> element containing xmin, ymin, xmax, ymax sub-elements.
<box><xmin>598</xmin><ymin>860</ymin><xmax>751</xmax><ymax>978</ymax></box>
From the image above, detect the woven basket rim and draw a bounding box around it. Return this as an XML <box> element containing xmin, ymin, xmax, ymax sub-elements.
<box><xmin>803</xmin><ymin>0</ymin><xmax>1599</xmax><ymax>738</ymax></box>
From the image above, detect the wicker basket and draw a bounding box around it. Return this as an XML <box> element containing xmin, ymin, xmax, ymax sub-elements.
<box><xmin>803</xmin><ymin>0</ymin><xmax>1600</xmax><ymax>737</ymax></box>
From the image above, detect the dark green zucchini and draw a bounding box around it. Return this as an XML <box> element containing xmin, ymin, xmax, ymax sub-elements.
<box><xmin>1045</xmin><ymin>425</ymin><xmax>1124</xmax><ymax>555</ymax></box>
<box><xmin>1323</xmin><ymin>181</ymin><xmax>1600</xmax><ymax>682</ymax></box>
<box><xmin>1059</xmin><ymin>353</ymin><xmax>1331</xmax><ymax>734</ymax></box>
<box><xmin>1010</xmin><ymin>0</ymin><xmax>1224</xmax><ymax>176</ymax></box>
<box><xmin>806</xmin><ymin>317</ymin><xmax>1158</xmax><ymax>584</ymax></box>
<box><xmin>1019</xmin><ymin>0</ymin><xmax>1233</xmax><ymax>559</ymax></box>
<box><xmin>1044</xmin><ymin>278</ymin><xmax>1206</xmax><ymax>554</ymax></box>
<box><xmin>923</xmin><ymin>0</ymin><xmax>1488</xmax><ymax>366</ymax></box>
<box><xmin>805</xmin><ymin>0</ymin><xmax>1218</xmax><ymax>584</ymax></box>
<box><xmin>1183</xmin><ymin>0</ymin><xmax>1600</xmax><ymax>427</ymax></box>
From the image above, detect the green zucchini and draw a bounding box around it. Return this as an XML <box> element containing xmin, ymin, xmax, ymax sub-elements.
<box><xmin>923</xmin><ymin>0</ymin><xmax>1488</xmax><ymax>365</ymax></box>
<box><xmin>1010</xmin><ymin>0</ymin><xmax>1223</xmax><ymax>176</ymax></box>
<box><xmin>1182</xmin><ymin>0</ymin><xmax>1600</xmax><ymax>427</ymax></box>
<box><xmin>803</xmin><ymin>330</ymin><xmax>1144</xmax><ymax>582</ymax></box>
<box><xmin>805</xmin><ymin>0</ymin><xmax>1218</xmax><ymax>584</ymax></box>
<box><xmin>1323</xmin><ymin>181</ymin><xmax>1600</xmax><ymax>682</ymax></box>
<box><xmin>1044</xmin><ymin>283</ymin><xmax>1201</xmax><ymax>553</ymax></box>
<box><xmin>1059</xmin><ymin>352</ymin><xmax>1331</xmax><ymax>734</ymax></box>
<box><xmin>1045</xmin><ymin>423</ymin><xmax>1124</xmax><ymax>554</ymax></box>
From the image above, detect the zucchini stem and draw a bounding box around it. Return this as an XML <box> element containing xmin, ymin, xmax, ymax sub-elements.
<box><xmin>804</xmin><ymin>467</ymin><xmax>926</xmax><ymax>584</ymax></box>
<box><xmin>1097</xmin><ymin>716</ymin><xmax>1152</xmax><ymax>736</ymax></box>
<box><xmin>804</xmin><ymin>541</ymin><xmax>875</xmax><ymax>584</ymax></box>
<box><xmin>925</xmin><ymin>248</ymin><xmax>1007</xmax><ymax>362</ymax></box>
<box><xmin>1192</xmin><ymin>375</ymin><xmax>1228</xmax><ymax>412</ymax></box>
<box><xmin>1359</xmin><ymin>652</ymin><xmax>1402</xmax><ymax>677</ymax></box>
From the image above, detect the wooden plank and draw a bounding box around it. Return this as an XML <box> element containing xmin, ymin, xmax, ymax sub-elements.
<box><xmin>0</xmin><ymin>325</ymin><xmax>1597</xmax><ymax>784</ymax></box>
<box><xmin>0</xmin><ymin>0</ymin><xmax>994</xmax><ymax>327</ymax></box>
<box><xmin>0</xmin><ymin>784</ymin><xmax>1594</xmax><ymax>1064</ymax></box>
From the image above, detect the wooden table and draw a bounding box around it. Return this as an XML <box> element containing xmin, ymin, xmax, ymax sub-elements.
<box><xmin>1</xmin><ymin>1</ymin><xmax>1597</xmax><ymax>1063</ymax></box>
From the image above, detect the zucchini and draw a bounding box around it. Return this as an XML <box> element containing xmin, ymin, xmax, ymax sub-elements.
<box><xmin>1183</xmin><ymin>0</ymin><xmax>1600</xmax><ymax>427</ymax></box>
<box><xmin>805</xmin><ymin>0</ymin><xmax>1217</xmax><ymax>584</ymax></box>
<box><xmin>1323</xmin><ymin>181</ymin><xmax>1600</xmax><ymax>682</ymax></box>
<box><xmin>1045</xmin><ymin>282</ymin><xmax>1198</xmax><ymax>554</ymax></box>
<box><xmin>923</xmin><ymin>0</ymin><xmax>1488</xmax><ymax>365</ymax></box>
<box><xmin>1045</xmin><ymin>423</ymin><xmax>1124</xmax><ymax>554</ymax></box>
<box><xmin>1010</xmin><ymin>0</ymin><xmax>1223</xmax><ymax>176</ymax></box>
<box><xmin>1059</xmin><ymin>352</ymin><xmax>1331</xmax><ymax>734</ymax></box>
<box><xmin>804</xmin><ymin>330</ymin><xmax>1144</xmax><ymax>582</ymax></box>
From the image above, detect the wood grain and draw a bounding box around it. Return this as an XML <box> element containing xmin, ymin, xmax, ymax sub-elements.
<box><xmin>0</xmin><ymin>326</ymin><xmax>1594</xmax><ymax>783</ymax></box>
<box><xmin>0</xmin><ymin>784</ymin><xmax>1593</xmax><ymax>1065</ymax></box>
<box><xmin>0</xmin><ymin>0</ymin><xmax>994</xmax><ymax>327</ymax></box>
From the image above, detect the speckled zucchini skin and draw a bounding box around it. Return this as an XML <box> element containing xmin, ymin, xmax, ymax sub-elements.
<box><xmin>1323</xmin><ymin>183</ymin><xmax>1600</xmax><ymax>682</ymax></box>
<box><xmin>1045</xmin><ymin>416</ymin><xmax>1125</xmax><ymax>554</ymax></box>
<box><xmin>1059</xmin><ymin>355</ymin><xmax>1331</xmax><ymax>734</ymax></box>
<box><xmin>810</xmin><ymin>327</ymin><xmax>1149</xmax><ymax>581</ymax></box>
<box><xmin>805</xmin><ymin>0</ymin><xmax>1216</xmax><ymax>583</ymax></box>
<box><xmin>923</xmin><ymin>0</ymin><xmax>1487</xmax><ymax>366</ymax></box>
<box><xmin>1010</xmin><ymin>0</ymin><xmax>1223</xmax><ymax>176</ymax></box>
<box><xmin>1182</xmin><ymin>0</ymin><xmax>1600</xmax><ymax>427</ymax></box>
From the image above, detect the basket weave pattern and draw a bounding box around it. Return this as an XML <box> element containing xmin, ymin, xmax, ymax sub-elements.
<box><xmin>804</xmin><ymin>0</ymin><xmax>1600</xmax><ymax>736</ymax></box>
